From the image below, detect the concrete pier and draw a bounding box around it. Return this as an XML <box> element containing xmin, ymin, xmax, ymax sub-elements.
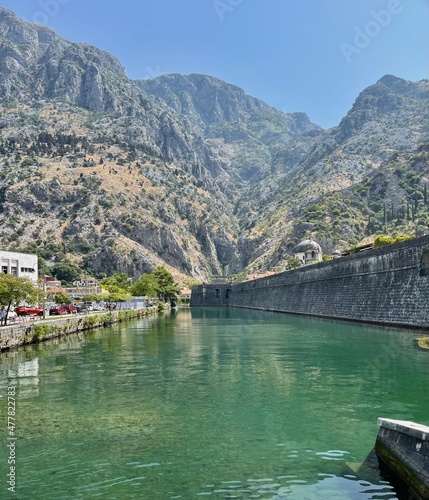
<box><xmin>375</xmin><ymin>418</ymin><xmax>429</xmax><ymax>499</ymax></box>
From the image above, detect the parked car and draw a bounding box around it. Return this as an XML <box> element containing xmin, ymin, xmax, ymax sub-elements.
<box><xmin>49</xmin><ymin>305</ymin><xmax>67</xmax><ymax>316</ymax></box>
<box><xmin>80</xmin><ymin>303</ymin><xmax>93</xmax><ymax>312</ymax></box>
<box><xmin>91</xmin><ymin>303</ymin><xmax>105</xmax><ymax>311</ymax></box>
<box><xmin>65</xmin><ymin>304</ymin><xmax>77</xmax><ymax>314</ymax></box>
<box><xmin>1</xmin><ymin>309</ymin><xmax>18</xmax><ymax>323</ymax></box>
<box><xmin>15</xmin><ymin>306</ymin><xmax>43</xmax><ymax>317</ymax></box>
<box><xmin>49</xmin><ymin>304</ymin><xmax>77</xmax><ymax>316</ymax></box>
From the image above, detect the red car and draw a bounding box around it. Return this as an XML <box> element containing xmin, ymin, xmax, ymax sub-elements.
<box><xmin>15</xmin><ymin>306</ymin><xmax>43</xmax><ymax>317</ymax></box>
<box><xmin>49</xmin><ymin>304</ymin><xmax>77</xmax><ymax>316</ymax></box>
<box><xmin>65</xmin><ymin>304</ymin><xmax>77</xmax><ymax>314</ymax></box>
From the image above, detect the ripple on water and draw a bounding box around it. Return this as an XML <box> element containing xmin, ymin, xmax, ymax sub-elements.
<box><xmin>2</xmin><ymin>309</ymin><xmax>423</xmax><ymax>500</ymax></box>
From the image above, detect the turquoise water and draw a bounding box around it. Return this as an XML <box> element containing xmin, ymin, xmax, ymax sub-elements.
<box><xmin>0</xmin><ymin>307</ymin><xmax>428</xmax><ymax>499</ymax></box>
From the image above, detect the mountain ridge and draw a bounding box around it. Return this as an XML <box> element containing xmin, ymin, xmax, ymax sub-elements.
<box><xmin>0</xmin><ymin>7</ymin><xmax>428</xmax><ymax>281</ymax></box>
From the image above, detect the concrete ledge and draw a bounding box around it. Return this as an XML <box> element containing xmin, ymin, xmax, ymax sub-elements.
<box><xmin>378</xmin><ymin>418</ymin><xmax>429</xmax><ymax>441</ymax></box>
<box><xmin>375</xmin><ymin>418</ymin><xmax>429</xmax><ymax>499</ymax></box>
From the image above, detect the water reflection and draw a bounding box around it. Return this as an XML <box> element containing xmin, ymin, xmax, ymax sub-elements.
<box><xmin>0</xmin><ymin>308</ymin><xmax>427</xmax><ymax>499</ymax></box>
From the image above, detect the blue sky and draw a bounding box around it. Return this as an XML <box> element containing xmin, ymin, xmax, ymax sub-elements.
<box><xmin>1</xmin><ymin>0</ymin><xmax>428</xmax><ymax>128</ymax></box>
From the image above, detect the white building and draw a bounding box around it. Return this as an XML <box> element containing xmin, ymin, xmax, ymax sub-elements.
<box><xmin>293</xmin><ymin>239</ymin><xmax>323</xmax><ymax>265</ymax></box>
<box><xmin>0</xmin><ymin>251</ymin><xmax>38</xmax><ymax>284</ymax></box>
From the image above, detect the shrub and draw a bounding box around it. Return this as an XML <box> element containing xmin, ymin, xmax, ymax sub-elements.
<box><xmin>157</xmin><ymin>302</ymin><xmax>166</xmax><ymax>312</ymax></box>
<box><xmin>373</xmin><ymin>234</ymin><xmax>412</xmax><ymax>248</ymax></box>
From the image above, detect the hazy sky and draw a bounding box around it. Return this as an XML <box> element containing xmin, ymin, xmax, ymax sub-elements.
<box><xmin>2</xmin><ymin>0</ymin><xmax>428</xmax><ymax>128</ymax></box>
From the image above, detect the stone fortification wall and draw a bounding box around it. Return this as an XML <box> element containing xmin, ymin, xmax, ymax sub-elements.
<box><xmin>190</xmin><ymin>284</ymin><xmax>231</xmax><ymax>307</ymax></box>
<box><xmin>191</xmin><ymin>235</ymin><xmax>429</xmax><ymax>329</ymax></box>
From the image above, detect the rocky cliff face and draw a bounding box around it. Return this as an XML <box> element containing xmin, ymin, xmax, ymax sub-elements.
<box><xmin>0</xmin><ymin>6</ymin><xmax>129</xmax><ymax>111</ymax></box>
<box><xmin>137</xmin><ymin>74</ymin><xmax>322</xmax><ymax>184</ymax></box>
<box><xmin>0</xmin><ymin>6</ymin><xmax>428</xmax><ymax>280</ymax></box>
<box><xmin>240</xmin><ymin>75</ymin><xmax>429</xmax><ymax>270</ymax></box>
<box><xmin>136</xmin><ymin>73</ymin><xmax>320</xmax><ymax>135</ymax></box>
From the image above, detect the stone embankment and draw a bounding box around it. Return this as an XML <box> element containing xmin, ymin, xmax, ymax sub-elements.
<box><xmin>375</xmin><ymin>418</ymin><xmax>429</xmax><ymax>499</ymax></box>
<box><xmin>0</xmin><ymin>309</ymin><xmax>156</xmax><ymax>351</ymax></box>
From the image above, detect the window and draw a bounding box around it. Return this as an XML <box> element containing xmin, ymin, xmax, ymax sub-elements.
<box><xmin>20</xmin><ymin>267</ymin><xmax>35</xmax><ymax>273</ymax></box>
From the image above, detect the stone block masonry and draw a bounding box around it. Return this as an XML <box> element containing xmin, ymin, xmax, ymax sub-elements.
<box><xmin>191</xmin><ymin>234</ymin><xmax>429</xmax><ymax>329</ymax></box>
<box><xmin>0</xmin><ymin>309</ymin><xmax>157</xmax><ymax>351</ymax></box>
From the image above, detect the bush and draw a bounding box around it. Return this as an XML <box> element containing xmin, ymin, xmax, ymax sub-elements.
<box><xmin>157</xmin><ymin>302</ymin><xmax>166</xmax><ymax>312</ymax></box>
<box><xmin>373</xmin><ymin>234</ymin><xmax>412</xmax><ymax>248</ymax></box>
<box><xmin>83</xmin><ymin>316</ymin><xmax>98</xmax><ymax>328</ymax></box>
<box><xmin>31</xmin><ymin>324</ymin><xmax>59</xmax><ymax>343</ymax></box>
<box><xmin>103</xmin><ymin>312</ymin><xmax>115</xmax><ymax>326</ymax></box>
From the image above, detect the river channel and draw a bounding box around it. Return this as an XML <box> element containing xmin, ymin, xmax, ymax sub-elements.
<box><xmin>0</xmin><ymin>307</ymin><xmax>428</xmax><ymax>499</ymax></box>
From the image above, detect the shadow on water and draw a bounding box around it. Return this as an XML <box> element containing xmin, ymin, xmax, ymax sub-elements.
<box><xmin>356</xmin><ymin>449</ymin><xmax>422</xmax><ymax>499</ymax></box>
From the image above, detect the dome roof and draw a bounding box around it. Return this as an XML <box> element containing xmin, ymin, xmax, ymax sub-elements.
<box><xmin>293</xmin><ymin>239</ymin><xmax>322</xmax><ymax>254</ymax></box>
<box><xmin>331</xmin><ymin>249</ymin><xmax>341</xmax><ymax>256</ymax></box>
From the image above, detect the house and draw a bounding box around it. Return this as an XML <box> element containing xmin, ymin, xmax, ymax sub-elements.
<box><xmin>0</xmin><ymin>250</ymin><xmax>38</xmax><ymax>284</ymax></box>
<box><xmin>180</xmin><ymin>288</ymin><xmax>192</xmax><ymax>300</ymax></box>
<box><xmin>43</xmin><ymin>275</ymin><xmax>65</xmax><ymax>299</ymax></box>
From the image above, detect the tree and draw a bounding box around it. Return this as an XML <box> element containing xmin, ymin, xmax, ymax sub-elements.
<box><xmin>99</xmin><ymin>273</ymin><xmax>132</xmax><ymax>310</ymax></box>
<box><xmin>229</xmin><ymin>272</ymin><xmax>247</xmax><ymax>283</ymax></box>
<box><xmin>152</xmin><ymin>267</ymin><xmax>180</xmax><ymax>303</ymax></box>
<box><xmin>0</xmin><ymin>275</ymin><xmax>45</xmax><ymax>325</ymax></box>
<box><xmin>101</xmin><ymin>272</ymin><xmax>131</xmax><ymax>292</ymax></box>
<box><xmin>286</xmin><ymin>257</ymin><xmax>302</xmax><ymax>270</ymax></box>
<box><xmin>104</xmin><ymin>291</ymin><xmax>132</xmax><ymax>310</ymax></box>
<box><xmin>55</xmin><ymin>292</ymin><xmax>72</xmax><ymax>305</ymax></box>
<box><xmin>130</xmin><ymin>274</ymin><xmax>158</xmax><ymax>297</ymax></box>
<box><xmin>50</xmin><ymin>263</ymin><xmax>81</xmax><ymax>284</ymax></box>
<box><xmin>82</xmin><ymin>293</ymin><xmax>105</xmax><ymax>303</ymax></box>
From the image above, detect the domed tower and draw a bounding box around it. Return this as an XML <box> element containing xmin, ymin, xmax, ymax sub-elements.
<box><xmin>331</xmin><ymin>249</ymin><xmax>342</xmax><ymax>259</ymax></box>
<box><xmin>293</xmin><ymin>239</ymin><xmax>323</xmax><ymax>265</ymax></box>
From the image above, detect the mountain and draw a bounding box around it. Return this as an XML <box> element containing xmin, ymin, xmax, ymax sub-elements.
<box><xmin>0</xmin><ymin>6</ymin><xmax>428</xmax><ymax>281</ymax></box>
<box><xmin>136</xmin><ymin>74</ymin><xmax>321</xmax><ymax>185</ymax></box>
<box><xmin>0</xmin><ymin>6</ymin><xmax>248</xmax><ymax>280</ymax></box>
<box><xmin>238</xmin><ymin>75</ymin><xmax>429</xmax><ymax>270</ymax></box>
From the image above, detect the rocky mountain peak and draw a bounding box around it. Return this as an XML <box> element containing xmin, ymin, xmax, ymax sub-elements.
<box><xmin>0</xmin><ymin>8</ymin><xmax>428</xmax><ymax>280</ymax></box>
<box><xmin>0</xmin><ymin>8</ymin><xmax>132</xmax><ymax>112</ymax></box>
<box><xmin>335</xmin><ymin>75</ymin><xmax>429</xmax><ymax>142</ymax></box>
<box><xmin>378</xmin><ymin>74</ymin><xmax>429</xmax><ymax>99</ymax></box>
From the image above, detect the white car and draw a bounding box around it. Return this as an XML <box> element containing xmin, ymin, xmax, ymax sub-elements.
<box><xmin>91</xmin><ymin>303</ymin><xmax>105</xmax><ymax>311</ymax></box>
<box><xmin>1</xmin><ymin>310</ymin><xmax>17</xmax><ymax>323</ymax></box>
